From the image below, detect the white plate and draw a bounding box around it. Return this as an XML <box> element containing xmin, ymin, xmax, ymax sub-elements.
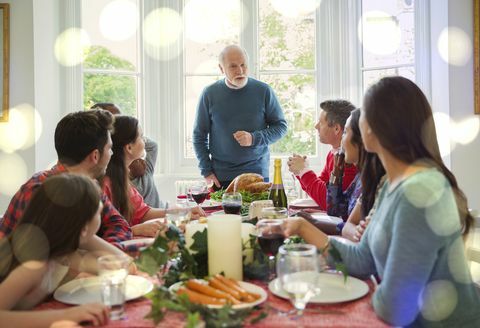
<box><xmin>169</xmin><ymin>280</ymin><xmax>267</xmax><ymax>309</ymax></box>
<box><xmin>119</xmin><ymin>238</ymin><xmax>155</xmax><ymax>247</ymax></box>
<box><xmin>269</xmin><ymin>272</ymin><xmax>369</xmax><ymax>304</ymax></box>
<box><xmin>310</xmin><ymin>213</ymin><xmax>343</xmax><ymax>225</ymax></box>
<box><xmin>289</xmin><ymin>198</ymin><xmax>320</xmax><ymax>208</ymax></box>
<box><xmin>54</xmin><ymin>275</ymin><xmax>154</xmax><ymax>305</ymax></box>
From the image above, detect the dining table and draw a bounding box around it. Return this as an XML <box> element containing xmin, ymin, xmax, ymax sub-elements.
<box><xmin>35</xmin><ymin>278</ymin><xmax>389</xmax><ymax>327</ymax></box>
<box><xmin>34</xmin><ymin>199</ymin><xmax>390</xmax><ymax>327</ymax></box>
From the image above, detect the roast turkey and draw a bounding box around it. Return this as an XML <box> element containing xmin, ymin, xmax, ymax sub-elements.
<box><xmin>225</xmin><ymin>173</ymin><xmax>272</xmax><ymax>193</ymax></box>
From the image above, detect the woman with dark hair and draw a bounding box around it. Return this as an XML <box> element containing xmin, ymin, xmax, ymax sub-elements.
<box><xmin>0</xmin><ymin>174</ymin><xmax>110</xmax><ymax>326</ymax></box>
<box><xmin>103</xmin><ymin>116</ymin><xmax>204</xmax><ymax>237</ymax></box>
<box><xmin>304</xmin><ymin>109</ymin><xmax>384</xmax><ymax>241</ymax></box>
<box><xmin>285</xmin><ymin>76</ymin><xmax>480</xmax><ymax>326</ymax></box>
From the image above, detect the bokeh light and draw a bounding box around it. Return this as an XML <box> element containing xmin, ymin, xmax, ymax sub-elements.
<box><xmin>359</xmin><ymin>11</ymin><xmax>401</xmax><ymax>56</ymax></box>
<box><xmin>0</xmin><ymin>104</ymin><xmax>43</xmax><ymax>153</ymax></box>
<box><xmin>438</xmin><ymin>27</ymin><xmax>472</xmax><ymax>66</ymax></box>
<box><xmin>143</xmin><ymin>8</ymin><xmax>182</xmax><ymax>61</ymax></box>
<box><xmin>11</xmin><ymin>223</ymin><xmax>50</xmax><ymax>269</ymax></box>
<box><xmin>448</xmin><ymin>237</ymin><xmax>473</xmax><ymax>284</ymax></box>
<box><xmin>54</xmin><ymin>28</ymin><xmax>91</xmax><ymax>67</ymax></box>
<box><xmin>419</xmin><ymin>280</ymin><xmax>457</xmax><ymax>322</ymax></box>
<box><xmin>433</xmin><ymin>112</ymin><xmax>455</xmax><ymax>158</ymax></box>
<box><xmin>0</xmin><ymin>238</ymin><xmax>13</xmax><ymax>277</ymax></box>
<box><xmin>99</xmin><ymin>0</ymin><xmax>138</xmax><ymax>41</ymax></box>
<box><xmin>0</xmin><ymin>153</ymin><xmax>28</xmax><ymax>196</ymax></box>
<box><xmin>403</xmin><ymin>169</ymin><xmax>446</xmax><ymax>209</ymax></box>
<box><xmin>433</xmin><ymin>112</ymin><xmax>480</xmax><ymax>158</ymax></box>
<box><xmin>450</xmin><ymin>116</ymin><xmax>480</xmax><ymax>145</ymax></box>
<box><xmin>270</xmin><ymin>0</ymin><xmax>321</xmax><ymax>18</ymax></box>
<box><xmin>184</xmin><ymin>0</ymin><xmax>246</xmax><ymax>44</ymax></box>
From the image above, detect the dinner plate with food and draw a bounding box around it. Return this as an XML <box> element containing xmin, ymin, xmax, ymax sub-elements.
<box><xmin>169</xmin><ymin>274</ymin><xmax>267</xmax><ymax>309</ymax></box>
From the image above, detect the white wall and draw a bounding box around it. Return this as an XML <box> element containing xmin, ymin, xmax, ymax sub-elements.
<box><xmin>445</xmin><ymin>0</ymin><xmax>480</xmax><ymax>211</ymax></box>
<box><xmin>0</xmin><ymin>0</ymin><xmax>35</xmax><ymax>211</ymax></box>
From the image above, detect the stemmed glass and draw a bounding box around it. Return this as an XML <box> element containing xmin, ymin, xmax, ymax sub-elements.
<box><xmin>276</xmin><ymin>244</ymin><xmax>320</xmax><ymax>316</ymax></box>
<box><xmin>256</xmin><ymin>219</ymin><xmax>285</xmax><ymax>280</ymax></box>
<box><xmin>222</xmin><ymin>192</ymin><xmax>242</xmax><ymax>214</ymax></box>
<box><xmin>188</xmin><ymin>181</ymin><xmax>209</xmax><ymax>205</ymax></box>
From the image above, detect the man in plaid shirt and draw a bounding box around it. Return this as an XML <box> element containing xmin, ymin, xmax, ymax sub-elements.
<box><xmin>0</xmin><ymin>110</ymin><xmax>133</xmax><ymax>251</ymax></box>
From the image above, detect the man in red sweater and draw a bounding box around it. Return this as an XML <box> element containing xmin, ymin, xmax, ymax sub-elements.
<box><xmin>288</xmin><ymin>100</ymin><xmax>357</xmax><ymax>210</ymax></box>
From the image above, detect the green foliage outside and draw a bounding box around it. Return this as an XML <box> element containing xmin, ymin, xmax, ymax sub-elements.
<box><xmin>83</xmin><ymin>45</ymin><xmax>137</xmax><ymax>116</ymax></box>
<box><xmin>259</xmin><ymin>3</ymin><xmax>317</xmax><ymax>156</ymax></box>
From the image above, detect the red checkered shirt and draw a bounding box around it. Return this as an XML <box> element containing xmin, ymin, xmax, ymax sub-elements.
<box><xmin>0</xmin><ymin>164</ymin><xmax>134</xmax><ymax>251</ymax></box>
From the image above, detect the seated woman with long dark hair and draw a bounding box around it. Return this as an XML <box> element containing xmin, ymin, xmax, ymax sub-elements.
<box><xmin>285</xmin><ymin>76</ymin><xmax>480</xmax><ymax>326</ymax></box>
<box><xmin>324</xmin><ymin>108</ymin><xmax>385</xmax><ymax>241</ymax></box>
<box><xmin>0</xmin><ymin>174</ymin><xmax>113</xmax><ymax>327</ymax></box>
<box><xmin>103</xmin><ymin>115</ymin><xmax>204</xmax><ymax>237</ymax></box>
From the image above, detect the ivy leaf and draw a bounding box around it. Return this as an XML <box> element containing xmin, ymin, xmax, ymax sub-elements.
<box><xmin>328</xmin><ymin>243</ymin><xmax>349</xmax><ymax>283</ymax></box>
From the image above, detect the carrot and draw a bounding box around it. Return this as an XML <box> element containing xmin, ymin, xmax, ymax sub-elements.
<box><xmin>208</xmin><ymin>277</ymin><xmax>242</xmax><ymax>301</ymax></box>
<box><xmin>228</xmin><ymin>278</ymin><xmax>262</xmax><ymax>302</ymax></box>
<box><xmin>216</xmin><ymin>274</ymin><xmax>248</xmax><ymax>298</ymax></box>
<box><xmin>215</xmin><ymin>275</ymin><xmax>260</xmax><ymax>302</ymax></box>
<box><xmin>185</xmin><ymin>280</ymin><xmax>241</xmax><ymax>305</ymax></box>
<box><xmin>177</xmin><ymin>287</ymin><xmax>226</xmax><ymax>306</ymax></box>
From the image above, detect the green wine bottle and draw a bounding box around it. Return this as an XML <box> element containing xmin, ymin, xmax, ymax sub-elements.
<box><xmin>269</xmin><ymin>158</ymin><xmax>288</xmax><ymax>208</ymax></box>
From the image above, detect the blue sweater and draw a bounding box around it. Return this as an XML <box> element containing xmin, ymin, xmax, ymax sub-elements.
<box><xmin>330</xmin><ymin>169</ymin><xmax>480</xmax><ymax>327</ymax></box>
<box><xmin>193</xmin><ymin>78</ymin><xmax>287</xmax><ymax>181</ymax></box>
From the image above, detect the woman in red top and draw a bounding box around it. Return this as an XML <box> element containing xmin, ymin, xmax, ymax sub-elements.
<box><xmin>102</xmin><ymin>116</ymin><xmax>204</xmax><ymax>237</ymax></box>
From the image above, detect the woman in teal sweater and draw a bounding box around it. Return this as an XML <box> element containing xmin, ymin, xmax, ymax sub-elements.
<box><xmin>285</xmin><ymin>76</ymin><xmax>480</xmax><ymax>327</ymax></box>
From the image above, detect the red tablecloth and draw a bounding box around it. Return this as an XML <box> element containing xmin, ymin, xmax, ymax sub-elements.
<box><xmin>35</xmin><ymin>280</ymin><xmax>389</xmax><ymax>328</ymax></box>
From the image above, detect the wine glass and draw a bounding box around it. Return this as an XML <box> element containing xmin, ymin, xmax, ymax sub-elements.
<box><xmin>256</xmin><ymin>219</ymin><xmax>285</xmax><ymax>280</ymax></box>
<box><xmin>222</xmin><ymin>192</ymin><xmax>242</xmax><ymax>214</ymax></box>
<box><xmin>188</xmin><ymin>181</ymin><xmax>209</xmax><ymax>205</ymax></box>
<box><xmin>276</xmin><ymin>244</ymin><xmax>320</xmax><ymax>316</ymax></box>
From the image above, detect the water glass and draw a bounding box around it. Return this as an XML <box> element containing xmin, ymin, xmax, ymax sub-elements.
<box><xmin>276</xmin><ymin>244</ymin><xmax>320</xmax><ymax>316</ymax></box>
<box><xmin>166</xmin><ymin>199</ymin><xmax>191</xmax><ymax>227</ymax></box>
<box><xmin>97</xmin><ymin>255</ymin><xmax>131</xmax><ymax>320</ymax></box>
<box><xmin>222</xmin><ymin>192</ymin><xmax>242</xmax><ymax>214</ymax></box>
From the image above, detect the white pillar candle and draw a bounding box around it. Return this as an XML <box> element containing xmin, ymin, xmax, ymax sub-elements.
<box><xmin>208</xmin><ymin>214</ymin><xmax>243</xmax><ymax>280</ymax></box>
<box><xmin>241</xmin><ymin>223</ymin><xmax>256</xmax><ymax>265</ymax></box>
<box><xmin>185</xmin><ymin>222</ymin><xmax>207</xmax><ymax>252</ymax></box>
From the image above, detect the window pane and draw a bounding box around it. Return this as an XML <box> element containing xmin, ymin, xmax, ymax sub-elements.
<box><xmin>83</xmin><ymin>73</ymin><xmax>138</xmax><ymax>116</ymax></box>
<box><xmin>362</xmin><ymin>65</ymin><xmax>415</xmax><ymax>92</ymax></box>
<box><xmin>361</xmin><ymin>0</ymin><xmax>414</xmax><ymax>68</ymax></box>
<box><xmin>260</xmin><ymin>74</ymin><xmax>317</xmax><ymax>156</ymax></box>
<box><xmin>81</xmin><ymin>0</ymin><xmax>139</xmax><ymax>71</ymax></box>
<box><xmin>258</xmin><ymin>0</ymin><xmax>315</xmax><ymax>71</ymax></box>
<box><xmin>184</xmin><ymin>75</ymin><xmax>222</xmax><ymax>158</ymax></box>
<box><xmin>184</xmin><ymin>0</ymin><xmax>240</xmax><ymax>74</ymax></box>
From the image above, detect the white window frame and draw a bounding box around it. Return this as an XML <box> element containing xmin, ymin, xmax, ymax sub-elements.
<box><xmin>63</xmin><ymin>0</ymin><xmax>431</xmax><ymax>178</ymax></box>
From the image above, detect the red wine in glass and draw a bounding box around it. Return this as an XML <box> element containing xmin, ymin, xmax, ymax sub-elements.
<box><xmin>190</xmin><ymin>192</ymin><xmax>209</xmax><ymax>204</ymax></box>
<box><xmin>258</xmin><ymin>233</ymin><xmax>285</xmax><ymax>257</ymax></box>
<box><xmin>223</xmin><ymin>203</ymin><xmax>242</xmax><ymax>214</ymax></box>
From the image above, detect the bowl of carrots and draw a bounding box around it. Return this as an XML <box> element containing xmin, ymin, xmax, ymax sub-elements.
<box><xmin>169</xmin><ymin>274</ymin><xmax>267</xmax><ymax>309</ymax></box>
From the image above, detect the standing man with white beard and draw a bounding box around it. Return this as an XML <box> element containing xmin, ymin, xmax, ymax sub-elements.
<box><xmin>193</xmin><ymin>45</ymin><xmax>288</xmax><ymax>189</ymax></box>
